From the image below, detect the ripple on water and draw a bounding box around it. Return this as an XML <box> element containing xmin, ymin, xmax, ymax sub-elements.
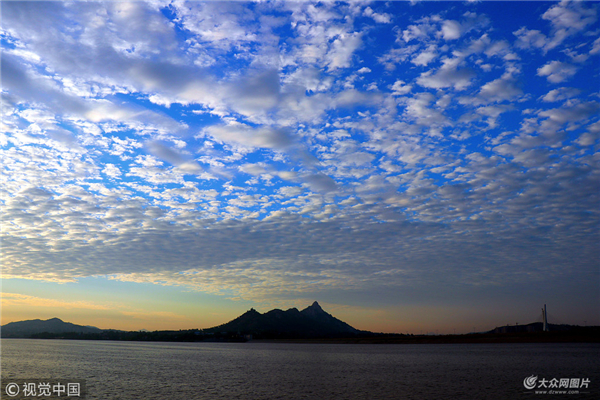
<box><xmin>1</xmin><ymin>340</ymin><xmax>599</xmax><ymax>399</ymax></box>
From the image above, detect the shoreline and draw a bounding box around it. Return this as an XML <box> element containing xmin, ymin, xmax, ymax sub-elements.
<box><xmin>3</xmin><ymin>330</ymin><xmax>599</xmax><ymax>345</ymax></box>
<box><xmin>250</xmin><ymin>331</ymin><xmax>600</xmax><ymax>345</ymax></box>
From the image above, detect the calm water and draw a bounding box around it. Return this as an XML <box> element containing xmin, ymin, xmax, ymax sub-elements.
<box><xmin>1</xmin><ymin>339</ymin><xmax>598</xmax><ymax>399</ymax></box>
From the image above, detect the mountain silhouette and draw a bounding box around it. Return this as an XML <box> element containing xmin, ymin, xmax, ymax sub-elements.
<box><xmin>205</xmin><ymin>301</ymin><xmax>363</xmax><ymax>338</ymax></box>
<box><xmin>0</xmin><ymin>302</ymin><xmax>366</xmax><ymax>340</ymax></box>
<box><xmin>1</xmin><ymin>317</ymin><xmax>102</xmax><ymax>337</ymax></box>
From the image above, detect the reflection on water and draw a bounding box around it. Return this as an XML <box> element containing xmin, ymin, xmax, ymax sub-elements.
<box><xmin>2</xmin><ymin>339</ymin><xmax>599</xmax><ymax>399</ymax></box>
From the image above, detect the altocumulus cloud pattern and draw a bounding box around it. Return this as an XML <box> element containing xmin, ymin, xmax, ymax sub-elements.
<box><xmin>1</xmin><ymin>1</ymin><xmax>599</xmax><ymax>314</ymax></box>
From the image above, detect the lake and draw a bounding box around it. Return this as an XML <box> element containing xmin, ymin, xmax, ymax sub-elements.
<box><xmin>1</xmin><ymin>339</ymin><xmax>598</xmax><ymax>399</ymax></box>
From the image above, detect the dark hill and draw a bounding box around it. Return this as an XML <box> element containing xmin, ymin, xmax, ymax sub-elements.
<box><xmin>300</xmin><ymin>301</ymin><xmax>359</xmax><ymax>333</ymax></box>
<box><xmin>205</xmin><ymin>301</ymin><xmax>364</xmax><ymax>338</ymax></box>
<box><xmin>488</xmin><ymin>322</ymin><xmax>586</xmax><ymax>334</ymax></box>
<box><xmin>1</xmin><ymin>317</ymin><xmax>102</xmax><ymax>338</ymax></box>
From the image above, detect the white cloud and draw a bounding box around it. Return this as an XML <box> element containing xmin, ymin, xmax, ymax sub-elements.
<box><xmin>460</xmin><ymin>74</ymin><xmax>523</xmax><ymax>106</ymax></box>
<box><xmin>417</xmin><ymin>57</ymin><xmax>475</xmax><ymax>90</ymax></box>
<box><xmin>537</xmin><ymin>60</ymin><xmax>578</xmax><ymax>83</ymax></box>
<box><xmin>441</xmin><ymin>20</ymin><xmax>462</xmax><ymax>40</ymax></box>
<box><xmin>542</xmin><ymin>1</ymin><xmax>597</xmax><ymax>33</ymax></box>
<box><xmin>540</xmin><ymin>87</ymin><xmax>581</xmax><ymax>102</ymax></box>
<box><xmin>326</xmin><ymin>32</ymin><xmax>363</xmax><ymax>71</ymax></box>
<box><xmin>590</xmin><ymin>37</ymin><xmax>600</xmax><ymax>55</ymax></box>
<box><xmin>514</xmin><ymin>1</ymin><xmax>597</xmax><ymax>52</ymax></box>
<box><xmin>303</xmin><ymin>173</ymin><xmax>337</xmax><ymax>193</ymax></box>
<box><xmin>205</xmin><ymin>123</ymin><xmax>294</xmax><ymax>151</ymax></box>
<box><xmin>411</xmin><ymin>45</ymin><xmax>438</xmax><ymax>66</ymax></box>
<box><xmin>538</xmin><ymin>101</ymin><xmax>600</xmax><ymax>128</ymax></box>
<box><xmin>146</xmin><ymin>141</ymin><xmax>203</xmax><ymax>175</ymax></box>
<box><xmin>404</xmin><ymin>92</ymin><xmax>450</xmax><ymax>129</ymax></box>
<box><xmin>363</xmin><ymin>7</ymin><xmax>391</xmax><ymax>24</ymax></box>
<box><xmin>390</xmin><ymin>80</ymin><xmax>413</xmax><ymax>96</ymax></box>
<box><xmin>513</xmin><ymin>28</ymin><xmax>549</xmax><ymax>50</ymax></box>
<box><xmin>475</xmin><ymin>104</ymin><xmax>513</xmax><ymax>129</ymax></box>
<box><xmin>172</xmin><ymin>2</ymin><xmax>260</xmax><ymax>50</ymax></box>
<box><xmin>401</xmin><ymin>16</ymin><xmax>438</xmax><ymax>43</ymax></box>
<box><xmin>575</xmin><ymin>131</ymin><xmax>598</xmax><ymax>147</ymax></box>
<box><xmin>2</xmin><ymin>293</ymin><xmax>110</xmax><ymax>310</ymax></box>
<box><xmin>102</xmin><ymin>164</ymin><xmax>122</xmax><ymax>178</ymax></box>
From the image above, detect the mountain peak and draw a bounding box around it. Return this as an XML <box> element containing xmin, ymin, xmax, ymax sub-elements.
<box><xmin>205</xmin><ymin>301</ymin><xmax>362</xmax><ymax>338</ymax></box>
<box><xmin>301</xmin><ymin>301</ymin><xmax>328</xmax><ymax>318</ymax></box>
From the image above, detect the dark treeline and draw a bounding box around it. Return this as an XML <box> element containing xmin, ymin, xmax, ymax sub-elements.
<box><xmin>24</xmin><ymin>330</ymin><xmax>389</xmax><ymax>342</ymax></box>
<box><xmin>28</xmin><ymin>330</ymin><xmax>246</xmax><ymax>342</ymax></box>
<box><xmin>14</xmin><ymin>327</ymin><xmax>600</xmax><ymax>344</ymax></box>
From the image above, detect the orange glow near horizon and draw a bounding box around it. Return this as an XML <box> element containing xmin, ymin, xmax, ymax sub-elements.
<box><xmin>2</xmin><ymin>291</ymin><xmax>516</xmax><ymax>335</ymax></box>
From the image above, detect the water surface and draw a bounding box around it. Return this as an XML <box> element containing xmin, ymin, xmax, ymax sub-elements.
<box><xmin>2</xmin><ymin>339</ymin><xmax>598</xmax><ymax>399</ymax></box>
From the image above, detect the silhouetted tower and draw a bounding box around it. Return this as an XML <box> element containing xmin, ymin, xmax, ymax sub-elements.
<box><xmin>542</xmin><ymin>304</ymin><xmax>548</xmax><ymax>332</ymax></box>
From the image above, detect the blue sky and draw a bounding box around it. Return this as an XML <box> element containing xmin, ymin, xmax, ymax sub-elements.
<box><xmin>2</xmin><ymin>1</ymin><xmax>599</xmax><ymax>332</ymax></box>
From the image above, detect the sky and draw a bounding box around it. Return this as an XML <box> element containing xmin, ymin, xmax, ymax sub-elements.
<box><xmin>1</xmin><ymin>0</ymin><xmax>599</xmax><ymax>334</ymax></box>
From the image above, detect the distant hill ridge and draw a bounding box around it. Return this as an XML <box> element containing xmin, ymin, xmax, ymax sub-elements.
<box><xmin>205</xmin><ymin>301</ymin><xmax>363</xmax><ymax>337</ymax></box>
<box><xmin>1</xmin><ymin>317</ymin><xmax>102</xmax><ymax>337</ymax></box>
<box><xmin>2</xmin><ymin>305</ymin><xmax>597</xmax><ymax>342</ymax></box>
<box><xmin>1</xmin><ymin>301</ymin><xmax>364</xmax><ymax>339</ymax></box>
<box><xmin>488</xmin><ymin>322</ymin><xmax>579</xmax><ymax>334</ymax></box>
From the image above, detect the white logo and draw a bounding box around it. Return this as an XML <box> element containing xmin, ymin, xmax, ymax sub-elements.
<box><xmin>522</xmin><ymin>376</ymin><xmax>590</xmax><ymax>393</ymax></box>
<box><xmin>524</xmin><ymin>375</ymin><xmax>538</xmax><ymax>390</ymax></box>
